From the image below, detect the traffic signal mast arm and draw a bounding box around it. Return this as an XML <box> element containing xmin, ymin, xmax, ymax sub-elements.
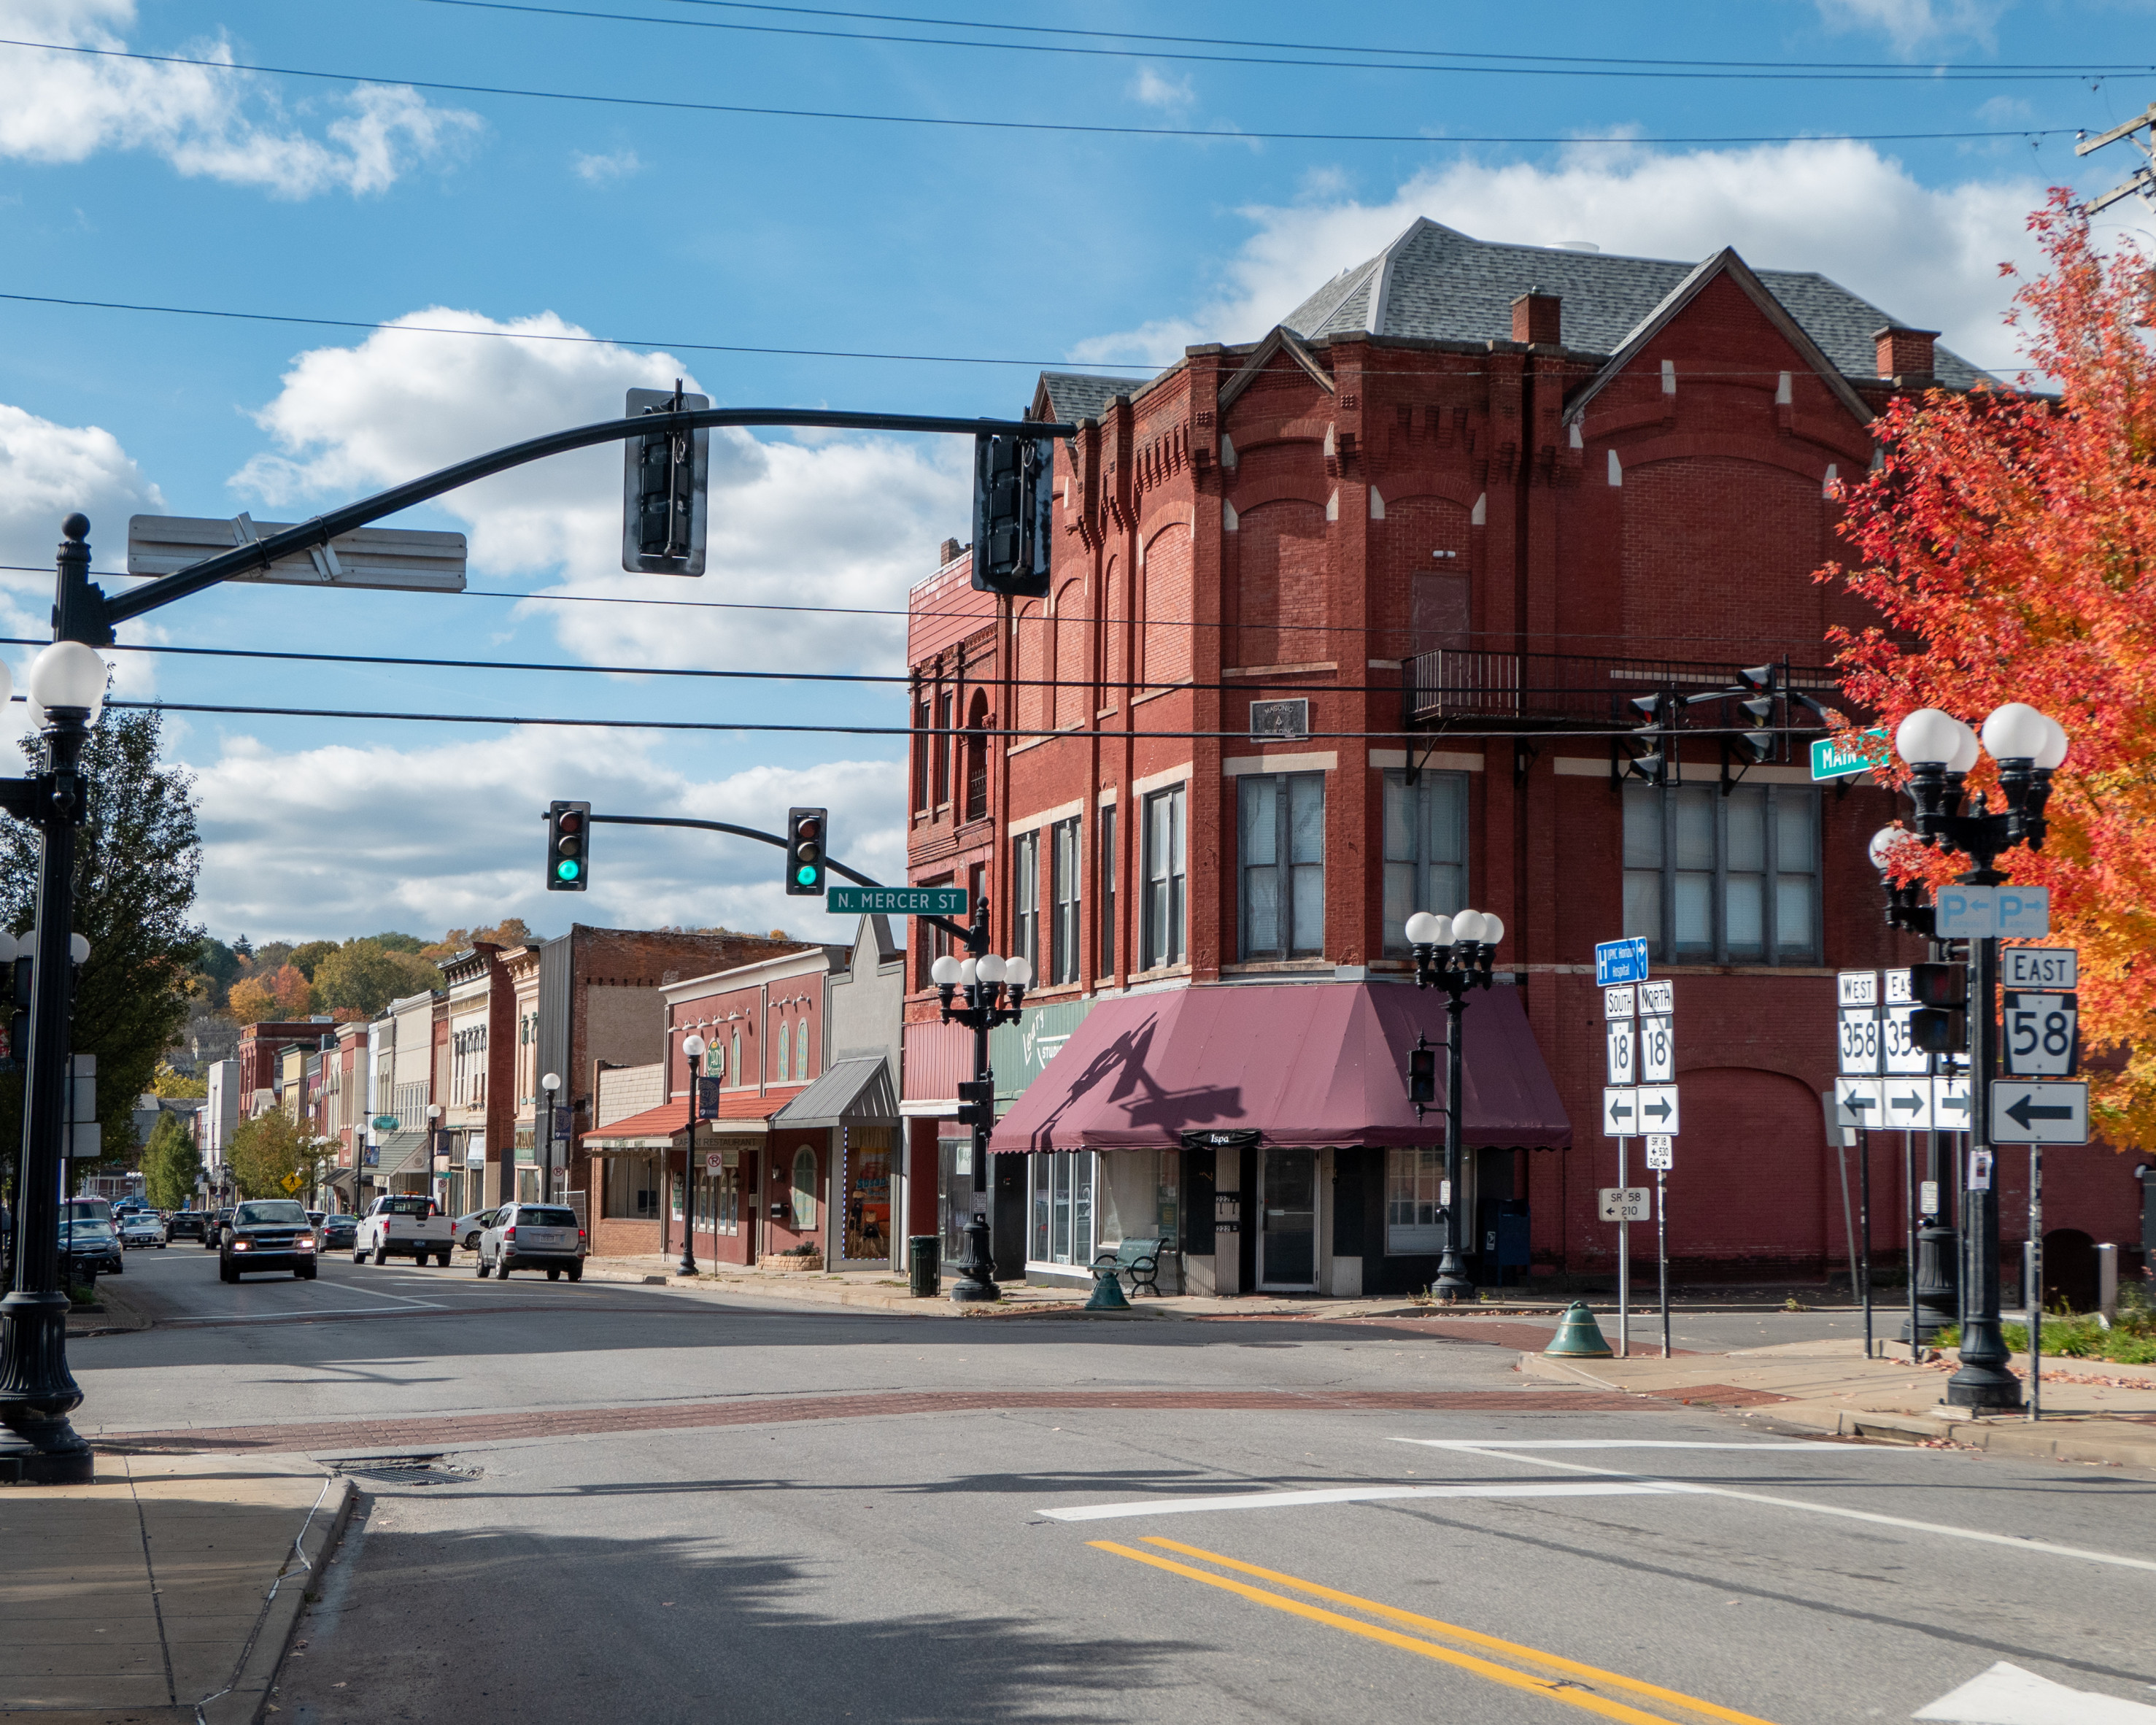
<box><xmin>581</xmin><ymin>813</ymin><xmax>976</xmax><ymax>948</ymax></box>
<box><xmin>84</xmin><ymin>407</ymin><xmax>1074</xmax><ymax>641</ymax></box>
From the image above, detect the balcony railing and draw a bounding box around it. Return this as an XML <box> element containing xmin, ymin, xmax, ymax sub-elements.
<box><xmin>1405</xmin><ymin>649</ymin><xmax>1844</xmax><ymax>728</ymax></box>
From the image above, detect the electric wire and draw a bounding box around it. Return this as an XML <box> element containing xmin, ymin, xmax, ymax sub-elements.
<box><xmin>0</xmin><ymin>38</ymin><xmax>2088</xmax><ymax>147</ymax></box>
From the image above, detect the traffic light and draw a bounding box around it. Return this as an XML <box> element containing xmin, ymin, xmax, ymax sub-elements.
<box><xmin>1909</xmin><ymin>961</ymin><xmax>1967</xmax><ymax>1053</ymax></box>
<box><xmin>1406</xmin><ymin>1038</ymin><xmax>1437</xmax><ymax>1116</ymax></box>
<box><xmin>1731</xmin><ymin>665</ymin><xmax>1780</xmax><ymax>765</ymax></box>
<box><xmin>1620</xmin><ymin>692</ymin><xmax>1677</xmax><ymax>787</ymax></box>
<box><xmin>546</xmin><ymin>800</ymin><xmax>591</xmax><ymax>892</ymax></box>
<box><xmin>955</xmin><ymin>1078</ymin><xmax>995</xmax><ymax>1130</ymax></box>
<box><xmin>785</xmin><ymin>806</ymin><xmax>828</xmax><ymax>896</ymax></box>
<box><xmin>621</xmin><ymin>384</ymin><xmax>710</xmax><ymax>575</ymax></box>
<box><xmin>970</xmin><ymin>430</ymin><xmax>1053</xmax><ymax>597</ymax></box>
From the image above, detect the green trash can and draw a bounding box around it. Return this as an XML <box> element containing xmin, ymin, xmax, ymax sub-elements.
<box><xmin>908</xmin><ymin>1235</ymin><xmax>939</xmax><ymax>1298</ymax></box>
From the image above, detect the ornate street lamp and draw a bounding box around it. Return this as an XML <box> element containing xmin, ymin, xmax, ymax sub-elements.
<box><xmin>1403</xmin><ymin>907</ymin><xmax>1504</xmax><ymax>1303</ymax></box>
<box><xmin>929</xmin><ymin>943</ymin><xmax>1029</xmax><ymax>1303</ymax></box>
<box><xmin>1892</xmin><ymin>701</ymin><xmax>2069</xmax><ymax>1411</ymax></box>
<box><xmin>679</xmin><ymin>1037</ymin><xmax>706</xmax><ymax>1277</ymax></box>
<box><xmin>541</xmin><ymin>1072</ymin><xmax>562</xmax><ymax>1203</ymax></box>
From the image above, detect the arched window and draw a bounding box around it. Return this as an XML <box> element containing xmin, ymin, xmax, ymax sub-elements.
<box><xmin>797</xmin><ymin>1017</ymin><xmax>813</xmax><ymax>1080</ymax></box>
<box><xmin>778</xmin><ymin>1020</ymin><xmax>791</xmax><ymax>1084</ymax></box>
<box><xmin>791</xmin><ymin>1145</ymin><xmax>818</xmax><ymax>1231</ymax></box>
<box><xmin>731</xmin><ymin>1029</ymin><xmax>742</xmax><ymax>1089</ymax></box>
<box><xmin>965</xmin><ymin>690</ymin><xmax>990</xmax><ymax>822</ymax></box>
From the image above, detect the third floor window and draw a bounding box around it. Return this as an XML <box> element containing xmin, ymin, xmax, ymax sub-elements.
<box><xmin>1623</xmin><ymin>782</ymin><xmax>1819</xmax><ymax>965</ymax></box>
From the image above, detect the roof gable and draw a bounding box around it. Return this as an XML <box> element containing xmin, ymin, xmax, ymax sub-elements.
<box><xmin>1218</xmin><ymin>325</ymin><xmax>1335</xmax><ymax>413</ymax></box>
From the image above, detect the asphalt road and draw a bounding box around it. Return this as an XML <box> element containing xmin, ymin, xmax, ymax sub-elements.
<box><xmin>76</xmin><ymin>1249</ymin><xmax>2156</xmax><ymax>1725</ymax></box>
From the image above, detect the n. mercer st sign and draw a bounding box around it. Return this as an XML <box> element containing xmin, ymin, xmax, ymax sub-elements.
<box><xmin>826</xmin><ymin>886</ymin><xmax>968</xmax><ymax>916</ymax></box>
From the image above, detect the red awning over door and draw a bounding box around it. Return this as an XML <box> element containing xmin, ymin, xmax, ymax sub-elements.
<box><xmin>987</xmin><ymin>981</ymin><xmax>1570</xmax><ymax>1154</ymax></box>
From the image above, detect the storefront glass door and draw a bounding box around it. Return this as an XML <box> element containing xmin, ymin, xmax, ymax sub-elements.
<box><xmin>1259</xmin><ymin>1146</ymin><xmax>1318</xmax><ymax>1289</ymax></box>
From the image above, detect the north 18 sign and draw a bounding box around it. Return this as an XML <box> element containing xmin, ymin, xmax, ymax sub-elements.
<box><xmin>1638</xmin><ymin>1014</ymin><xmax>1674</xmax><ymax>1084</ymax></box>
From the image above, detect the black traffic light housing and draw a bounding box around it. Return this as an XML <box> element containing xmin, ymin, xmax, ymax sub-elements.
<box><xmin>785</xmin><ymin>807</ymin><xmax>828</xmax><ymax>897</ymax></box>
<box><xmin>1619</xmin><ymin>692</ymin><xmax>1678</xmax><ymax>788</ymax></box>
<box><xmin>971</xmin><ymin>430</ymin><xmax>1053</xmax><ymax>597</ymax></box>
<box><xmin>955</xmin><ymin>1078</ymin><xmax>995</xmax><ymax>1130</ymax></box>
<box><xmin>1406</xmin><ymin>1036</ymin><xmax>1437</xmax><ymax>1118</ymax></box>
<box><xmin>546</xmin><ymin>800</ymin><xmax>591</xmax><ymax>892</ymax></box>
<box><xmin>1909</xmin><ymin>961</ymin><xmax>1968</xmax><ymax>1053</ymax></box>
<box><xmin>622</xmin><ymin>384</ymin><xmax>711</xmax><ymax>575</ymax></box>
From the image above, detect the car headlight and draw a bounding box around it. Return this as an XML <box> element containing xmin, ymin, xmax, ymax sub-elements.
<box><xmin>232</xmin><ymin>1241</ymin><xmax>250</xmax><ymax>1251</ymax></box>
<box><xmin>297</xmin><ymin>1235</ymin><xmax>315</xmax><ymax>1250</ymax></box>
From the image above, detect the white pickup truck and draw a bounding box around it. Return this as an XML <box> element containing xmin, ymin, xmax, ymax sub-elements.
<box><xmin>355</xmin><ymin>1195</ymin><xmax>453</xmax><ymax>1267</ymax></box>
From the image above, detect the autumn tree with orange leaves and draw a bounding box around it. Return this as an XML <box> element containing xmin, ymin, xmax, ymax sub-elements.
<box><xmin>1831</xmin><ymin>189</ymin><xmax>2155</xmax><ymax>1149</ymax></box>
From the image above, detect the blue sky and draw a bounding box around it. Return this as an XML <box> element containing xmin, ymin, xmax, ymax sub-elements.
<box><xmin>0</xmin><ymin>0</ymin><xmax>2147</xmax><ymax>947</ymax></box>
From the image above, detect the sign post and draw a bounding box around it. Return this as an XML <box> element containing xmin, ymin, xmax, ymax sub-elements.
<box><xmin>1601</xmin><ymin>973</ymin><xmax>1676</xmax><ymax>1359</ymax></box>
<box><xmin>1646</xmin><ymin>1133</ymin><xmax>1674</xmax><ymax>1358</ymax></box>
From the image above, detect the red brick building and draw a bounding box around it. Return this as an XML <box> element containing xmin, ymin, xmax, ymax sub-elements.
<box><xmin>906</xmin><ymin>219</ymin><xmax>2144</xmax><ymax>1297</ymax></box>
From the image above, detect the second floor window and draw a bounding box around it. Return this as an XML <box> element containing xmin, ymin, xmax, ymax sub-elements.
<box><xmin>1142</xmin><ymin>784</ymin><xmax>1187</xmax><ymax>970</ymax></box>
<box><xmin>1383</xmin><ymin>770</ymin><xmax>1468</xmax><ymax>953</ymax></box>
<box><xmin>913</xmin><ymin>699</ymin><xmax>930</xmax><ymax>811</ymax></box>
<box><xmin>1099</xmin><ymin>804</ymin><xmax>1118</xmax><ymax>976</ymax></box>
<box><xmin>1012</xmin><ymin>829</ymin><xmax>1040</xmax><ymax>976</ymax></box>
<box><xmin>1239</xmin><ymin>771</ymin><xmax>1326</xmax><ymax>960</ymax></box>
<box><xmin>1050</xmin><ymin>815</ymin><xmax>1081</xmax><ymax>986</ymax></box>
<box><xmin>934</xmin><ymin>691</ymin><xmax>953</xmax><ymax>804</ymax></box>
<box><xmin>1623</xmin><ymin>782</ymin><xmax>1820</xmax><ymax>964</ymax></box>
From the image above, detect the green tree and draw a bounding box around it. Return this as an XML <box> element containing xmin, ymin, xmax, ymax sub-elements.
<box><xmin>287</xmin><ymin>939</ymin><xmax>339</xmax><ymax>981</ymax></box>
<box><xmin>150</xmin><ymin>1061</ymin><xmax>206</xmax><ymax>1099</ymax></box>
<box><xmin>363</xmin><ymin>931</ymin><xmax>428</xmax><ymax>954</ymax></box>
<box><xmin>0</xmin><ymin>709</ymin><xmax>202</xmax><ymax>1195</ymax></box>
<box><xmin>312</xmin><ymin>940</ymin><xmax>441</xmax><ymax>1016</ymax></box>
<box><xmin>227</xmin><ymin>1110</ymin><xmax>328</xmax><ymax>1200</ymax></box>
<box><xmin>140</xmin><ymin>1111</ymin><xmax>203</xmax><ymax>1210</ymax></box>
<box><xmin>192</xmin><ymin>935</ymin><xmax>241</xmax><ymax>1008</ymax></box>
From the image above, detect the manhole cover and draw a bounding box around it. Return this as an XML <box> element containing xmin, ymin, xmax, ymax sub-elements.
<box><xmin>332</xmin><ymin>1454</ymin><xmax>479</xmax><ymax>1486</ymax></box>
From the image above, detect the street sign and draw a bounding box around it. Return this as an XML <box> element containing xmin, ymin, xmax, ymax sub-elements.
<box><xmin>1833</xmin><ymin>1076</ymin><xmax>1883</xmax><ymax>1130</ymax></box>
<box><xmin>1920</xmin><ymin>1179</ymin><xmax>1940</xmax><ymax>1218</ymax></box>
<box><xmin>1932</xmin><ymin>1075</ymin><xmax>1972</xmax><ymax>1129</ymax></box>
<box><xmin>1637</xmin><ymin>1084</ymin><xmax>1680</xmax><ymax>1133</ymax></box>
<box><xmin>2003</xmin><ymin>992</ymin><xmax>2079</xmax><ymax>1077</ymax></box>
<box><xmin>1605</xmin><ymin>1019</ymin><xmax>1636</xmax><ymax>1085</ymax></box>
<box><xmin>1638</xmin><ymin>1016</ymin><xmax>1675</xmax><ymax>1084</ymax></box>
<box><xmin>1837</xmin><ymin>1006</ymin><xmax>1882</xmax><ymax>1075</ymax></box>
<box><xmin>1990</xmin><ymin>1080</ymin><xmax>2089</xmax><ymax>1143</ymax></box>
<box><xmin>282</xmin><ymin>1173</ymin><xmax>304</xmax><ymax>1193</ymax></box>
<box><xmin>1881</xmin><ymin>1078</ymin><xmax>1933</xmax><ymax>1132</ymax></box>
<box><xmin>1601</xmin><ymin>1087</ymin><xmax>1639</xmax><ymax>1137</ymax></box>
<box><xmin>1838</xmin><ymin>970</ymin><xmax>1878</xmax><ymax>1006</ymax></box>
<box><xmin>1599</xmin><ymin>1186</ymin><xmax>1652</xmax><ymax>1222</ymax></box>
<box><xmin>129</xmin><ymin>514</ymin><xmax>466</xmax><ymax>591</ymax></box>
<box><xmin>826</xmin><ymin>885</ymin><xmax>969</xmax><ymax>916</ymax></box>
<box><xmin>1639</xmin><ymin>980</ymin><xmax>1674</xmax><ymax>1015</ymax></box>
<box><xmin>1882</xmin><ymin>1004</ymin><xmax>1930</xmax><ymax>1075</ymax></box>
<box><xmin>1810</xmin><ymin>729</ymin><xmax>1885</xmax><ymax>781</ymax></box>
<box><xmin>1644</xmin><ymin>1134</ymin><xmax>1673</xmax><ymax>1171</ymax></box>
<box><xmin>1933</xmin><ymin>884</ymin><xmax>2050</xmax><ymax>939</ymax></box>
<box><xmin>371</xmin><ymin>1114</ymin><xmax>399</xmax><ymax>1132</ymax></box>
<box><xmin>2003</xmin><ymin>947</ymin><xmax>2077</xmax><ymax>991</ymax></box>
<box><xmin>1595</xmin><ymin>938</ymin><xmax>1649</xmax><ymax>987</ymax></box>
<box><xmin>1884</xmin><ymin>968</ymin><xmax>1912</xmax><ymax>1005</ymax></box>
<box><xmin>1603</xmin><ymin>984</ymin><xmax>1637</xmax><ymax>1021</ymax></box>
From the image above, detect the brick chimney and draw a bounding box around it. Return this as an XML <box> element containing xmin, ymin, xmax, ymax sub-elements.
<box><xmin>1511</xmin><ymin>288</ymin><xmax>1562</xmax><ymax>347</ymax></box>
<box><xmin>1872</xmin><ymin>325</ymin><xmax>1938</xmax><ymax>381</ymax></box>
<box><xmin>938</xmin><ymin>537</ymin><xmax>962</xmax><ymax>567</ymax></box>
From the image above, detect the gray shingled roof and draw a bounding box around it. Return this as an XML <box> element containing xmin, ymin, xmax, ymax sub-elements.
<box><xmin>1037</xmin><ymin>371</ymin><xmax>1132</xmax><ymax>424</ymax></box>
<box><xmin>1282</xmin><ymin>218</ymin><xmax>1988</xmax><ymax>389</ymax></box>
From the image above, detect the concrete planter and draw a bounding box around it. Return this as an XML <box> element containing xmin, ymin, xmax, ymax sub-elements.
<box><xmin>758</xmin><ymin>1252</ymin><xmax>823</xmax><ymax>1272</ymax></box>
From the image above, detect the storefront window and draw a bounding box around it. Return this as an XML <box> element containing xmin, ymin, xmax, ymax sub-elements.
<box><xmin>790</xmin><ymin>1146</ymin><xmax>818</xmax><ymax>1230</ymax></box>
<box><xmin>1091</xmin><ymin>1149</ymin><xmax>1181</xmax><ymax>1254</ymax></box>
<box><xmin>1386</xmin><ymin>1147</ymin><xmax>1445</xmax><ymax>1254</ymax></box>
<box><xmin>603</xmin><ymin>1154</ymin><xmax>659</xmax><ymax>1219</ymax></box>
<box><xmin>844</xmin><ymin>1129</ymin><xmax>892</xmax><ymax>1259</ymax></box>
<box><xmin>1029</xmin><ymin>1151</ymin><xmax>1095</xmax><ymax>1265</ymax></box>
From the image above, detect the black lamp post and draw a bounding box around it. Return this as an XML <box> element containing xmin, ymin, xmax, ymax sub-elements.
<box><xmin>1404</xmin><ymin>907</ymin><xmax>1503</xmax><ymax>1304</ymax></box>
<box><xmin>929</xmin><ymin>902</ymin><xmax>1028</xmax><ymax>1305</ymax></box>
<box><xmin>0</xmin><ymin>546</ymin><xmax>111</xmax><ymax>1485</ymax></box>
<box><xmin>679</xmin><ymin>1037</ymin><xmax>706</xmax><ymax>1277</ymax></box>
<box><xmin>541</xmin><ymin>1072</ymin><xmax>561</xmax><ymax>1203</ymax></box>
<box><xmin>1892</xmin><ymin>701</ymin><xmax>2068</xmax><ymax>1412</ymax></box>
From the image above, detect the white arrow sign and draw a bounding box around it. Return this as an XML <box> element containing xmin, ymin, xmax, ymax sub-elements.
<box><xmin>1601</xmin><ymin>1087</ymin><xmax>1639</xmax><ymax>1138</ymax></box>
<box><xmin>1636</xmin><ymin>1084</ymin><xmax>1680</xmax><ymax>1134</ymax></box>
<box><xmin>1990</xmin><ymin>1081</ymin><xmax>2089</xmax><ymax>1144</ymax></box>
<box><xmin>1933</xmin><ymin>1075</ymin><xmax>1972</xmax><ymax>1128</ymax></box>
<box><xmin>1833</xmin><ymin>1076</ymin><xmax>1883</xmax><ymax>1130</ymax></box>
<box><xmin>1881</xmin><ymin>1079</ymin><xmax>1933</xmax><ymax>1131</ymax></box>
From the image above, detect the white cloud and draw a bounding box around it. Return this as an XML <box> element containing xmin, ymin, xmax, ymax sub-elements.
<box><xmin>1070</xmin><ymin>140</ymin><xmax>2047</xmax><ymax>374</ymax></box>
<box><xmin>1129</xmin><ymin>66</ymin><xmax>1196</xmax><ymax>111</ymax></box>
<box><xmin>572</xmin><ymin>147</ymin><xmax>642</xmax><ymax>183</ymax></box>
<box><xmin>1813</xmin><ymin>0</ymin><xmax>2009</xmax><ymax>53</ymax></box>
<box><xmin>231</xmin><ymin>309</ymin><xmax>967</xmax><ymax>674</ymax></box>
<box><xmin>0</xmin><ymin>0</ymin><xmax>482</xmax><ymax>196</ymax></box>
<box><xmin>190</xmin><ymin>725</ymin><xmax>903</xmax><ymax>944</ymax></box>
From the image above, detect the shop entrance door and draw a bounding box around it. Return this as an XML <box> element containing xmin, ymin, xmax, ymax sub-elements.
<box><xmin>1258</xmin><ymin>1146</ymin><xmax>1318</xmax><ymax>1290</ymax></box>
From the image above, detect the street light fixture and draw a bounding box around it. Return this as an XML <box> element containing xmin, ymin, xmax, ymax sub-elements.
<box><xmin>1404</xmin><ymin>907</ymin><xmax>1504</xmax><ymax>1303</ymax></box>
<box><xmin>541</xmin><ymin>1072</ymin><xmax>561</xmax><ymax>1203</ymax></box>
<box><xmin>679</xmin><ymin>1036</ymin><xmax>706</xmax><ymax>1278</ymax></box>
<box><xmin>930</xmin><ymin>942</ymin><xmax>1029</xmax><ymax>1303</ymax></box>
<box><xmin>424</xmin><ymin>1103</ymin><xmax>442</xmax><ymax>1205</ymax></box>
<box><xmin>1893</xmin><ymin>700</ymin><xmax>2070</xmax><ymax>1411</ymax></box>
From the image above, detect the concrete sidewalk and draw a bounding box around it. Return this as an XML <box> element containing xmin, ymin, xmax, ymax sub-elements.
<box><xmin>1523</xmin><ymin>1336</ymin><xmax>2156</xmax><ymax>1471</ymax></box>
<box><xmin>0</xmin><ymin>1451</ymin><xmax>352</xmax><ymax>1724</ymax></box>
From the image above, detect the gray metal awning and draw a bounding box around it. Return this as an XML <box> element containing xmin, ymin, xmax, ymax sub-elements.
<box><xmin>772</xmin><ymin>1057</ymin><xmax>898</xmax><ymax>1130</ymax></box>
<box><xmin>371</xmin><ymin>1131</ymin><xmax>430</xmax><ymax>1178</ymax></box>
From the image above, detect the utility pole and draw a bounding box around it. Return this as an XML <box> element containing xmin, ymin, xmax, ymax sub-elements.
<box><xmin>2076</xmin><ymin>104</ymin><xmax>2156</xmax><ymax>216</ymax></box>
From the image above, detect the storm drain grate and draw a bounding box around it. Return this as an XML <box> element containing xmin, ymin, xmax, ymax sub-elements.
<box><xmin>331</xmin><ymin>1454</ymin><xmax>480</xmax><ymax>1486</ymax></box>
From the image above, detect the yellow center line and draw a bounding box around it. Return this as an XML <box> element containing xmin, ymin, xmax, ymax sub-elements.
<box><xmin>1084</xmin><ymin>1538</ymin><xmax>1781</xmax><ymax>1725</ymax></box>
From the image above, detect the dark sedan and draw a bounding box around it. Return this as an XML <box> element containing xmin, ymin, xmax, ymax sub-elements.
<box><xmin>317</xmin><ymin>1213</ymin><xmax>359</xmax><ymax>1251</ymax></box>
<box><xmin>219</xmin><ymin>1199</ymin><xmax>319</xmax><ymax>1282</ymax></box>
<box><xmin>61</xmin><ymin>1202</ymin><xmax>123</xmax><ymax>1281</ymax></box>
<box><xmin>166</xmin><ymin>1210</ymin><xmax>211</xmax><ymax>1243</ymax></box>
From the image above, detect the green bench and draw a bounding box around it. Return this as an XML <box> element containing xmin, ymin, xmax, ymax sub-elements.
<box><xmin>1091</xmin><ymin>1237</ymin><xmax>1164</xmax><ymax>1298</ymax></box>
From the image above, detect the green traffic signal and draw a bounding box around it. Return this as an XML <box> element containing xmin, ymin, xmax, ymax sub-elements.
<box><xmin>795</xmin><ymin>863</ymin><xmax>817</xmax><ymax>887</ymax></box>
<box><xmin>557</xmin><ymin>859</ymin><xmax>581</xmax><ymax>882</ymax></box>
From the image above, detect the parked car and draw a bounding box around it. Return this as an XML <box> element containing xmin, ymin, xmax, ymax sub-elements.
<box><xmin>317</xmin><ymin>1213</ymin><xmax>358</xmax><ymax>1251</ymax></box>
<box><xmin>219</xmin><ymin>1198</ymin><xmax>318</xmax><ymax>1282</ymax></box>
<box><xmin>452</xmin><ymin>1207</ymin><xmax>498</xmax><ymax>1251</ymax></box>
<box><xmin>119</xmin><ymin>1213</ymin><xmax>167</xmax><ymax>1249</ymax></box>
<box><xmin>167</xmin><ymin>1210</ymin><xmax>209</xmax><ymax>1243</ymax></box>
<box><xmin>201</xmin><ymin>1208</ymin><xmax>233</xmax><ymax>1250</ymax></box>
<box><xmin>476</xmin><ymin>1203</ymin><xmax>586</xmax><ymax>1281</ymax></box>
<box><xmin>61</xmin><ymin>1200</ymin><xmax>123</xmax><ymax>1280</ymax></box>
<box><xmin>355</xmin><ymin>1195</ymin><xmax>452</xmax><ymax>1266</ymax></box>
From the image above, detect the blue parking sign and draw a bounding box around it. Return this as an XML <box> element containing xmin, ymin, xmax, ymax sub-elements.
<box><xmin>1595</xmin><ymin>938</ymin><xmax>1650</xmax><ymax>987</ymax></box>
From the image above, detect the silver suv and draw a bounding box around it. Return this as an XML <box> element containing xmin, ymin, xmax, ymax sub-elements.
<box><xmin>476</xmin><ymin>1204</ymin><xmax>585</xmax><ymax>1281</ymax></box>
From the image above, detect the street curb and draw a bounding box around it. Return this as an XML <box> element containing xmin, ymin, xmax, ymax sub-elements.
<box><xmin>203</xmin><ymin>1473</ymin><xmax>355</xmax><ymax>1725</ymax></box>
<box><xmin>69</xmin><ymin>1279</ymin><xmax>153</xmax><ymax>1338</ymax></box>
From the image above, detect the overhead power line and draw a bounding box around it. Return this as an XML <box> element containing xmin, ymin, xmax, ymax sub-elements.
<box><xmin>0</xmin><ymin>39</ymin><xmax>2086</xmax><ymax>147</ymax></box>
<box><xmin>415</xmin><ymin>0</ymin><xmax>2147</xmax><ymax>81</ymax></box>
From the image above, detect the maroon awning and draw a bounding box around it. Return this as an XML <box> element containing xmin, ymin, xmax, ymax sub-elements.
<box><xmin>988</xmin><ymin>981</ymin><xmax>1570</xmax><ymax>1154</ymax></box>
